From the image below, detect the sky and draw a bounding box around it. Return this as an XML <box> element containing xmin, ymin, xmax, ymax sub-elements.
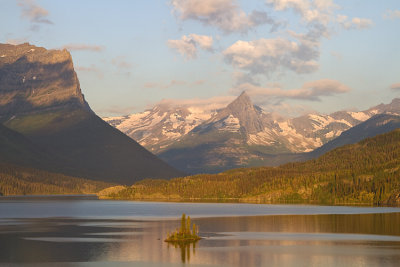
<box><xmin>1</xmin><ymin>0</ymin><xmax>400</xmax><ymax>117</ymax></box>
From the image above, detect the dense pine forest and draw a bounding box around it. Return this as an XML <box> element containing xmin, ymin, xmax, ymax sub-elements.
<box><xmin>0</xmin><ymin>163</ymin><xmax>112</xmax><ymax>196</ymax></box>
<box><xmin>105</xmin><ymin>129</ymin><xmax>400</xmax><ymax>206</ymax></box>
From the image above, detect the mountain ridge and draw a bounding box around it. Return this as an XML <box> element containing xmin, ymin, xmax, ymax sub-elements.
<box><xmin>0</xmin><ymin>43</ymin><xmax>183</xmax><ymax>184</ymax></box>
<box><xmin>105</xmin><ymin>90</ymin><xmax>400</xmax><ymax>173</ymax></box>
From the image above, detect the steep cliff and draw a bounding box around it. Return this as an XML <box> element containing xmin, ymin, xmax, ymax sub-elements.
<box><xmin>0</xmin><ymin>43</ymin><xmax>90</xmax><ymax>120</ymax></box>
<box><xmin>0</xmin><ymin>43</ymin><xmax>183</xmax><ymax>184</ymax></box>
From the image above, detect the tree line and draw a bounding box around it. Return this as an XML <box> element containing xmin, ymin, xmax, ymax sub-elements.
<box><xmin>107</xmin><ymin>129</ymin><xmax>400</xmax><ymax>206</ymax></box>
<box><xmin>0</xmin><ymin>163</ymin><xmax>111</xmax><ymax>195</ymax></box>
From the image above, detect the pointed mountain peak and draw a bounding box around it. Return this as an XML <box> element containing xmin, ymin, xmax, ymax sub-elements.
<box><xmin>239</xmin><ymin>90</ymin><xmax>249</xmax><ymax>98</ymax></box>
<box><xmin>237</xmin><ymin>90</ymin><xmax>251</xmax><ymax>101</ymax></box>
<box><xmin>228</xmin><ymin>91</ymin><xmax>253</xmax><ymax>110</ymax></box>
<box><xmin>209</xmin><ymin>90</ymin><xmax>264</xmax><ymax>134</ymax></box>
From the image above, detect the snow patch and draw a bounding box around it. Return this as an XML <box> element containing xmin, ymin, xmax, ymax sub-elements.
<box><xmin>218</xmin><ymin>115</ymin><xmax>240</xmax><ymax>132</ymax></box>
<box><xmin>308</xmin><ymin>114</ymin><xmax>335</xmax><ymax>130</ymax></box>
<box><xmin>350</xmin><ymin>112</ymin><xmax>370</xmax><ymax>121</ymax></box>
<box><xmin>277</xmin><ymin>121</ymin><xmax>323</xmax><ymax>151</ymax></box>
<box><xmin>325</xmin><ymin>131</ymin><xmax>334</xmax><ymax>138</ymax></box>
<box><xmin>247</xmin><ymin>130</ymin><xmax>274</xmax><ymax>145</ymax></box>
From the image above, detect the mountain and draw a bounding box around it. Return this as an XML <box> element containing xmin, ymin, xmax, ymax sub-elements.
<box><xmin>156</xmin><ymin>92</ymin><xmax>286</xmax><ymax>173</ymax></box>
<box><xmin>105</xmin><ymin>89</ymin><xmax>400</xmax><ymax>174</ymax></box>
<box><xmin>0</xmin><ymin>43</ymin><xmax>90</xmax><ymax>119</ymax></box>
<box><xmin>104</xmin><ymin>103</ymin><xmax>215</xmax><ymax>153</ymax></box>
<box><xmin>0</xmin><ymin>43</ymin><xmax>183</xmax><ymax>184</ymax></box>
<box><xmin>0</xmin><ymin>122</ymin><xmax>63</xmax><ymax>170</ymax></box>
<box><xmin>308</xmin><ymin>113</ymin><xmax>400</xmax><ymax>159</ymax></box>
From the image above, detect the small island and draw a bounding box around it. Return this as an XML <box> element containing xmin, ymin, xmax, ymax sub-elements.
<box><xmin>165</xmin><ymin>213</ymin><xmax>201</xmax><ymax>243</ymax></box>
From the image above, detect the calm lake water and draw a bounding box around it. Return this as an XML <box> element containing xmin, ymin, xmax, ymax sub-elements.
<box><xmin>1</xmin><ymin>199</ymin><xmax>400</xmax><ymax>266</ymax></box>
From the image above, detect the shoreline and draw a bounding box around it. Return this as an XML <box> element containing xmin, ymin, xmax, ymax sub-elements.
<box><xmin>0</xmin><ymin>194</ymin><xmax>98</xmax><ymax>200</ymax></box>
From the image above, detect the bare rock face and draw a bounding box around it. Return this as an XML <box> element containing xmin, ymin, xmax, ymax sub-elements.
<box><xmin>0</xmin><ymin>43</ymin><xmax>90</xmax><ymax>120</ymax></box>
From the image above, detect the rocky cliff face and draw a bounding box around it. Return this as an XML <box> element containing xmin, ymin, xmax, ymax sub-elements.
<box><xmin>0</xmin><ymin>43</ymin><xmax>183</xmax><ymax>184</ymax></box>
<box><xmin>0</xmin><ymin>43</ymin><xmax>89</xmax><ymax>121</ymax></box>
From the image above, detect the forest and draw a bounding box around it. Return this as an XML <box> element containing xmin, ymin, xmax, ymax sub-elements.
<box><xmin>0</xmin><ymin>163</ymin><xmax>112</xmax><ymax>196</ymax></box>
<box><xmin>106</xmin><ymin>129</ymin><xmax>400</xmax><ymax>206</ymax></box>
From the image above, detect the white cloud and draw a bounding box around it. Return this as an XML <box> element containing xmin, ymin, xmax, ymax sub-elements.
<box><xmin>384</xmin><ymin>9</ymin><xmax>400</xmax><ymax>20</ymax></box>
<box><xmin>170</xmin><ymin>0</ymin><xmax>281</xmax><ymax>33</ymax></box>
<box><xmin>17</xmin><ymin>0</ymin><xmax>53</xmax><ymax>28</ymax></box>
<box><xmin>167</xmin><ymin>34</ymin><xmax>213</xmax><ymax>59</ymax></box>
<box><xmin>156</xmin><ymin>95</ymin><xmax>235</xmax><ymax>112</ymax></box>
<box><xmin>233</xmin><ymin>79</ymin><xmax>351</xmax><ymax>102</ymax></box>
<box><xmin>266</xmin><ymin>0</ymin><xmax>337</xmax><ymax>25</ymax></box>
<box><xmin>350</xmin><ymin>17</ymin><xmax>373</xmax><ymax>29</ymax></box>
<box><xmin>223</xmin><ymin>31</ymin><xmax>320</xmax><ymax>76</ymax></box>
<box><xmin>337</xmin><ymin>15</ymin><xmax>373</xmax><ymax>30</ymax></box>
<box><xmin>190</xmin><ymin>34</ymin><xmax>213</xmax><ymax>51</ymax></box>
<box><xmin>61</xmin><ymin>44</ymin><xmax>104</xmax><ymax>52</ymax></box>
<box><xmin>390</xmin><ymin>83</ymin><xmax>400</xmax><ymax>90</ymax></box>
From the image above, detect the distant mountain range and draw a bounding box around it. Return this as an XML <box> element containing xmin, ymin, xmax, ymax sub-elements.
<box><xmin>0</xmin><ymin>43</ymin><xmax>183</xmax><ymax>184</ymax></box>
<box><xmin>105</xmin><ymin>91</ymin><xmax>400</xmax><ymax>174</ymax></box>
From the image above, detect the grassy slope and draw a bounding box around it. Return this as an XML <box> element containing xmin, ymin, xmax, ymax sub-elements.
<box><xmin>106</xmin><ymin>129</ymin><xmax>400</xmax><ymax>206</ymax></box>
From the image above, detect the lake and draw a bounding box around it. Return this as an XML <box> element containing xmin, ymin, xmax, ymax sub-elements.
<box><xmin>1</xmin><ymin>199</ymin><xmax>400</xmax><ymax>266</ymax></box>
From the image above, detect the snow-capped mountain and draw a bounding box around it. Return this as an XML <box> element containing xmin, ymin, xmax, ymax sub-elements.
<box><xmin>104</xmin><ymin>93</ymin><xmax>400</xmax><ymax>173</ymax></box>
<box><xmin>104</xmin><ymin>103</ymin><xmax>216</xmax><ymax>153</ymax></box>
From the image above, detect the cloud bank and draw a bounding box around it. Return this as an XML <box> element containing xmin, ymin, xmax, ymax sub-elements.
<box><xmin>156</xmin><ymin>95</ymin><xmax>235</xmax><ymax>112</ymax></box>
<box><xmin>390</xmin><ymin>83</ymin><xmax>400</xmax><ymax>90</ymax></box>
<box><xmin>233</xmin><ymin>79</ymin><xmax>351</xmax><ymax>102</ymax></box>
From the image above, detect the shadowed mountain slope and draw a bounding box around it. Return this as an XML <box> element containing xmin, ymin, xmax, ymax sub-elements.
<box><xmin>0</xmin><ymin>43</ymin><xmax>183</xmax><ymax>184</ymax></box>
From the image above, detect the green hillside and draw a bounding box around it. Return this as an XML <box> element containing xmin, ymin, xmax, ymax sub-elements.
<box><xmin>0</xmin><ymin>163</ymin><xmax>112</xmax><ymax>196</ymax></box>
<box><xmin>105</xmin><ymin>129</ymin><xmax>400</xmax><ymax>206</ymax></box>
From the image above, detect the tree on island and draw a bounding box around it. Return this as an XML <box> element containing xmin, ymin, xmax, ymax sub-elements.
<box><xmin>165</xmin><ymin>213</ymin><xmax>201</xmax><ymax>243</ymax></box>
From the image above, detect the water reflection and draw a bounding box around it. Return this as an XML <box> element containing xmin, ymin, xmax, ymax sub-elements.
<box><xmin>167</xmin><ymin>241</ymin><xmax>198</xmax><ymax>263</ymax></box>
<box><xmin>1</xmin><ymin>213</ymin><xmax>400</xmax><ymax>266</ymax></box>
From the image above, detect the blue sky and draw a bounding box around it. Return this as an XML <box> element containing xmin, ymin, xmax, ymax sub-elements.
<box><xmin>1</xmin><ymin>0</ymin><xmax>399</xmax><ymax>117</ymax></box>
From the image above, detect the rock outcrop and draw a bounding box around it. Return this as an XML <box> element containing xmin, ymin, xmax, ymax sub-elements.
<box><xmin>0</xmin><ymin>43</ymin><xmax>90</xmax><ymax>121</ymax></box>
